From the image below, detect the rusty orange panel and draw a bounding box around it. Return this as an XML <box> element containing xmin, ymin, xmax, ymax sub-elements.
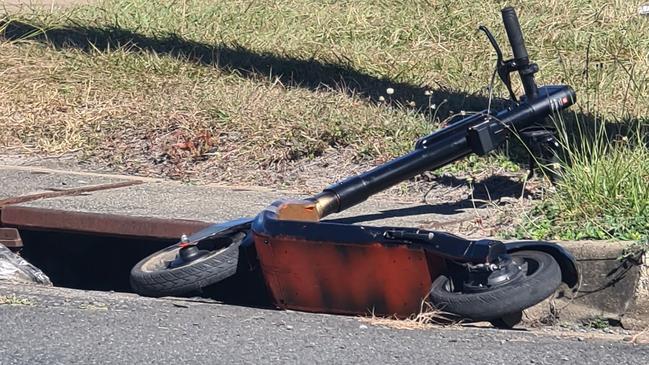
<box><xmin>254</xmin><ymin>233</ymin><xmax>442</xmax><ymax>317</ymax></box>
<box><xmin>1</xmin><ymin>206</ymin><xmax>210</xmax><ymax>240</ymax></box>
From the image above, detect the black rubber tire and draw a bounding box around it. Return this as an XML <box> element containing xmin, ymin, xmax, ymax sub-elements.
<box><xmin>489</xmin><ymin>311</ymin><xmax>523</xmax><ymax>329</ymax></box>
<box><xmin>429</xmin><ymin>250</ymin><xmax>561</xmax><ymax>322</ymax></box>
<box><xmin>130</xmin><ymin>231</ymin><xmax>246</xmax><ymax>297</ymax></box>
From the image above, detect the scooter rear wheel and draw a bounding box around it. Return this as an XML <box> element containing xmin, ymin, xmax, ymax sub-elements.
<box><xmin>429</xmin><ymin>250</ymin><xmax>561</xmax><ymax>325</ymax></box>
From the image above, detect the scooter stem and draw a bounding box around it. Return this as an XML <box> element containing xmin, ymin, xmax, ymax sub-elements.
<box><xmin>309</xmin><ymin>85</ymin><xmax>576</xmax><ymax>219</ymax></box>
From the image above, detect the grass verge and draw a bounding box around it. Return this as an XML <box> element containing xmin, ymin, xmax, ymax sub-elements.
<box><xmin>517</xmin><ymin>113</ymin><xmax>648</xmax><ymax>241</ymax></box>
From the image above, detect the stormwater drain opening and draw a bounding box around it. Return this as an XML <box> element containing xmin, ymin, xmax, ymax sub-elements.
<box><xmin>15</xmin><ymin>229</ymin><xmax>271</xmax><ymax>306</ymax></box>
<box><xmin>18</xmin><ymin>230</ymin><xmax>172</xmax><ymax>292</ymax></box>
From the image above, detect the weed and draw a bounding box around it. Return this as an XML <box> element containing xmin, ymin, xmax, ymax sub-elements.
<box><xmin>585</xmin><ymin>316</ymin><xmax>610</xmax><ymax>330</ymax></box>
<box><xmin>0</xmin><ymin>294</ymin><xmax>34</xmax><ymax>306</ymax></box>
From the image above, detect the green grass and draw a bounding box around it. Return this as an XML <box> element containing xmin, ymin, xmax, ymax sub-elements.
<box><xmin>584</xmin><ymin>316</ymin><xmax>610</xmax><ymax>330</ymax></box>
<box><xmin>518</xmin><ymin>118</ymin><xmax>649</xmax><ymax>241</ymax></box>
<box><xmin>1</xmin><ymin>0</ymin><xmax>648</xmax><ymax>240</ymax></box>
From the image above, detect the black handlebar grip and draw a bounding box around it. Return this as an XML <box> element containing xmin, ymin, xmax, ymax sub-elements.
<box><xmin>501</xmin><ymin>7</ymin><xmax>529</xmax><ymax>62</ymax></box>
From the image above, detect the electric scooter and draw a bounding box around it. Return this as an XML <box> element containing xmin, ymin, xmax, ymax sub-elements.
<box><xmin>130</xmin><ymin>7</ymin><xmax>580</xmax><ymax>328</ymax></box>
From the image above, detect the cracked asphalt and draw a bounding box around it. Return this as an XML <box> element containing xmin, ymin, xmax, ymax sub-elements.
<box><xmin>1</xmin><ymin>283</ymin><xmax>647</xmax><ymax>364</ymax></box>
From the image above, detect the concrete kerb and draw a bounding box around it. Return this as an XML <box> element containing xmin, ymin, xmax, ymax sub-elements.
<box><xmin>623</xmin><ymin>252</ymin><xmax>649</xmax><ymax>329</ymax></box>
<box><xmin>524</xmin><ymin>240</ymin><xmax>648</xmax><ymax>330</ymax></box>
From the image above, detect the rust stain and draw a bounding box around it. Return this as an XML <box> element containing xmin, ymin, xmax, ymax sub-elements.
<box><xmin>0</xmin><ymin>227</ymin><xmax>22</xmax><ymax>248</ymax></box>
<box><xmin>1</xmin><ymin>206</ymin><xmax>210</xmax><ymax>240</ymax></box>
<box><xmin>254</xmin><ymin>233</ymin><xmax>435</xmax><ymax>317</ymax></box>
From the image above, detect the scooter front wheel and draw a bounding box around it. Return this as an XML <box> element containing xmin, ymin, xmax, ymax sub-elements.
<box><xmin>130</xmin><ymin>224</ymin><xmax>250</xmax><ymax>297</ymax></box>
<box><xmin>429</xmin><ymin>250</ymin><xmax>561</xmax><ymax>326</ymax></box>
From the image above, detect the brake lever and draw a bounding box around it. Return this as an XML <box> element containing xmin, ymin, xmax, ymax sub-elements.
<box><xmin>479</xmin><ymin>25</ymin><xmax>504</xmax><ymax>62</ymax></box>
<box><xmin>478</xmin><ymin>25</ymin><xmax>518</xmax><ymax>103</ymax></box>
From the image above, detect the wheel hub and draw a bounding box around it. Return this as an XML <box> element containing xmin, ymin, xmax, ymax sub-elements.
<box><xmin>462</xmin><ymin>255</ymin><xmax>527</xmax><ymax>293</ymax></box>
<box><xmin>167</xmin><ymin>245</ymin><xmax>209</xmax><ymax>269</ymax></box>
<box><xmin>179</xmin><ymin>245</ymin><xmax>206</xmax><ymax>261</ymax></box>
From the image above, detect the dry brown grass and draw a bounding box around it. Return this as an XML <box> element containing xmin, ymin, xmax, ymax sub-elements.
<box><xmin>1</xmin><ymin>1</ymin><xmax>645</xmax><ymax>177</ymax></box>
<box><xmin>0</xmin><ymin>293</ymin><xmax>34</xmax><ymax>305</ymax></box>
<box><xmin>0</xmin><ymin>36</ymin><xmax>431</xmax><ymax>185</ymax></box>
<box><xmin>626</xmin><ymin>327</ymin><xmax>649</xmax><ymax>345</ymax></box>
<box><xmin>359</xmin><ymin>298</ymin><xmax>459</xmax><ymax>331</ymax></box>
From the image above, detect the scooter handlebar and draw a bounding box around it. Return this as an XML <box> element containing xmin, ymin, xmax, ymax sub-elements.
<box><xmin>501</xmin><ymin>7</ymin><xmax>529</xmax><ymax>62</ymax></box>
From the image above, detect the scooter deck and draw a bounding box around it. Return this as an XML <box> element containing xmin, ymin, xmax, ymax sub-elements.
<box><xmin>252</xmin><ymin>205</ymin><xmax>445</xmax><ymax>317</ymax></box>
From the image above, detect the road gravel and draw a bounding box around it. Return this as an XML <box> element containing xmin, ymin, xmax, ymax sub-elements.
<box><xmin>1</xmin><ymin>283</ymin><xmax>647</xmax><ymax>364</ymax></box>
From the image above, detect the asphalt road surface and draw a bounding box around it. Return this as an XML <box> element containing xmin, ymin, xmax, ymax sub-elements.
<box><xmin>1</xmin><ymin>283</ymin><xmax>647</xmax><ymax>364</ymax></box>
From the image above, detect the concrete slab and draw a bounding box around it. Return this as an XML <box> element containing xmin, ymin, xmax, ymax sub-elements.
<box><xmin>0</xmin><ymin>166</ymin><xmax>131</xmax><ymax>201</ymax></box>
<box><xmin>11</xmin><ymin>177</ymin><xmax>482</xmax><ymax>229</ymax></box>
<box><xmin>0</xmin><ymin>163</ymin><xmax>484</xmax><ymax>242</ymax></box>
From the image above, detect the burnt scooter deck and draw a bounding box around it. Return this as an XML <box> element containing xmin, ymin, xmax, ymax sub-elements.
<box><xmin>252</xmin><ymin>203</ymin><xmax>441</xmax><ymax>316</ymax></box>
<box><xmin>252</xmin><ymin>201</ymin><xmax>579</xmax><ymax>317</ymax></box>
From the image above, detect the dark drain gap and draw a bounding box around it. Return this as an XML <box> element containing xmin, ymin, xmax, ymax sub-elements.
<box><xmin>17</xmin><ymin>229</ymin><xmax>272</xmax><ymax>307</ymax></box>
